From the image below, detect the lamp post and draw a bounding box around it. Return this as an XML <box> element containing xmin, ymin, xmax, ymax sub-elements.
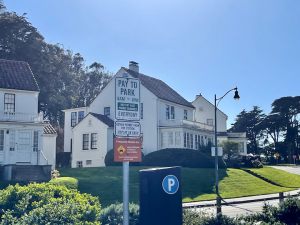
<box><xmin>214</xmin><ymin>87</ymin><xmax>240</xmax><ymax>215</ymax></box>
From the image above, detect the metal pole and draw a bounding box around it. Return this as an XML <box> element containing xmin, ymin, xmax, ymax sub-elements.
<box><xmin>123</xmin><ymin>161</ymin><xmax>129</xmax><ymax>225</ymax></box>
<box><xmin>214</xmin><ymin>94</ymin><xmax>221</xmax><ymax>215</ymax></box>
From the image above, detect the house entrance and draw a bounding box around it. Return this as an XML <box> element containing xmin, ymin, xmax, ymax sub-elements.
<box><xmin>15</xmin><ymin>130</ymin><xmax>32</xmax><ymax>164</ymax></box>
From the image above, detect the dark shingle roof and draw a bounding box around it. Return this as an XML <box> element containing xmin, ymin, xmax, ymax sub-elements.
<box><xmin>90</xmin><ymin>113</ymin><xmax>114</xmax><ymax>127</ymax></box>
<box><xmin>122</xmin><ymin>67</ymin><xmax>194</xmax><ymax>108</ymax></box>
<box><xmin>0</xmin><ymin>59</ymin><xmax>39</xmax><ymax>91</ymax></box>
<box><xmin>43</xmin><ymin>124</ymin><xmax>57</xmax><ymax>134</ymax></box>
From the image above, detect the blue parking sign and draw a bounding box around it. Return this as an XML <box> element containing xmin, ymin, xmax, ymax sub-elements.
<box><xmin>162</xmin><ymin>175</ymin><xmax>179</xmax><ymax>194</ymax></box>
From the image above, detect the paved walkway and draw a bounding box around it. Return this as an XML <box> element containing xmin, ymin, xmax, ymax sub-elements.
<box><xmin>271</xmin><ymin>165</ymin><xmax>300</xmax><ymax>175</ymax></box>
<box><xmin>183</xmin><ymin>189</ymin><xmax>300</xmax><ymax>217</ymax></box>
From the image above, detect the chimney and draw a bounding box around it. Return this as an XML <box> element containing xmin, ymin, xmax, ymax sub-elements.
<box><xmin>129</xmin><ymin>61</ymin><xmax>139</xmax><ymax>73</ymax></box>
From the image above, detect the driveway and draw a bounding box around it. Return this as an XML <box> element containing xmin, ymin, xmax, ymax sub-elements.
<box><xmin>271</xmin><ymin>165</ymin><xmax>300</xmax><ymax>175</ymax></box>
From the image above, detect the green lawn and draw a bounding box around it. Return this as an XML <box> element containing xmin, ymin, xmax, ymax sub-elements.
<box><xmin>60</xmin><ymin>167</ymin><xmax>294</xmax><ymax>207</ymax></box>
<box><xmin>249</xmin><ymin>167</ymin><xmax>300</xmax><ymax>188</ymax></box>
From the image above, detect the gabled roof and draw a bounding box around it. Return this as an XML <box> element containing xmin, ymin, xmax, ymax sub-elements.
<box><xmin>122</xmin><ymin>67</ymin><xmax>194</xmax><ymax>109</ymax></box>
<box><xmin>43</xmin><ymin>123</ymin><xmax>57</xmax><ymax>135</ymax></box>
<box><xmin>0</xmin><ymin>59</ymin><xmax>39</xmax><ymax>92</ymax></box>
<box><xmin>90</xmin><ymin>113</ymin><xmax>114</xmax><ymax>127</ymax></box>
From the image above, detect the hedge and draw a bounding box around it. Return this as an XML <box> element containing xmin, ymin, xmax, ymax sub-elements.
<box><xmin>49</xmin><ymin>177</ymin><xmax>79</xmax><ymax>189</ymax></box>
<box><xmin>142</xmin><ymin>148</ymin><xmax>226</xmax><ymax>168</ymax></box>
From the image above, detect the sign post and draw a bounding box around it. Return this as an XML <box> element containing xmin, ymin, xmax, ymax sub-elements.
<box><xmin>114</xmin><ymin>73</ymin><xmax>141</xmax><ymax>225</ymax></box>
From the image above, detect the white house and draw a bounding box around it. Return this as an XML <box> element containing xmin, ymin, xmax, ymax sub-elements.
<box><xmin>0</xmin><ymin>59</ymin><xmax>57</xmax><ymax>181</ymax></box>
<box><xmin>63</xmin><ymin>61</ymin><xmax>247</xmax><ymax>168</ymax></box>
<box><xmin>192</xmin><ymin>94</ymin><xmax>247</xmax><ymax>155</ymax></box>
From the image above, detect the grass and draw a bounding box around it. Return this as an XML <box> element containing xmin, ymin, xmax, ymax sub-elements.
<box><xmin>60</xmin><ymin>167</ymin><xmax>294</xmax><ymax>207</ymax></box>
<box><xmin>249</xmin><ymin>167</ymin><xmax>300</xmax><ymax>188</ymax></box>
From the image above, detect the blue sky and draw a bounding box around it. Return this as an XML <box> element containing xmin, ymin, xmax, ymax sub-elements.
<box><xmin>4</xmin><ymin>0</ymin><xmax>300</xmax><ymax>125</ymax></box>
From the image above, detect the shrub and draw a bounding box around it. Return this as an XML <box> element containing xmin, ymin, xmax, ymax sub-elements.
<box><xmin>49</xmin><ymin>177</ymin><xmax>78</xmax><ymax>189</ymax></box>
<box><xmin>0</xmin><ymin>183</ymin><xmax>100</xmax><ymax>224</ymax></box>
<box><xmin>277</xmin><ymin>197</ymin><xmax>300</xmax><ymax>224</ymax></box>
<box><xmin>142</xmin><ymin>148</ymin><xmax>226</xmax><ymax>168</ymax></box>
<box><xmin>105</xmin><ymin>149</ymin><xmax>144</xmax><ymax>166</ymax></box>
<box><xmin>183</xmin><ymin>210</ymin><xmax>238</xmax><ymax>225</ymax></box>
<box><xmin>100</xmin><ymin>203</ymin><xmax>139</xmax><ymax>225</ymax></box>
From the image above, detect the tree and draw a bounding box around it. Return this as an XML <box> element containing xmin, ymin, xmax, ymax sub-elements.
<box><xmin>0</xmin><ymin>3</ymin><xmax>111</xmax><ymax>125</ymax></box>
<box><xmin>230</xmin><ymin>106</ymin><xmax>266</xmax><ymax>154</ymax></box>
<box><xmin>271</xmin><ymin>96</ymin><xmax>300</xmax><ymax>162</ymax></box>
<box><xmin>221</xmin><ymin>141</ymin><xmax>239</xmax><ymax>161</ymax></box>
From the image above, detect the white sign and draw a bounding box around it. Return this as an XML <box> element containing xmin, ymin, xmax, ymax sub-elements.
<box><xmin>211</xmin><ymin>147</ymin><xmax>223</xmax><ymax>156</ymax></box>
<box><xmin>115</xmin><ymin>121</ymin><xmax>141</xmax><ymax>137</ymax></box>
<box><xmin>115</xmin><ymin>76</ymin><xmax>140</xmax><ymax>121</ymax></box>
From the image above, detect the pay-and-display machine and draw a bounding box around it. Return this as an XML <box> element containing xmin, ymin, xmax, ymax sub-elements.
<box><xmin>139</xmin><ymin>167</ymin><xmax>182</xmax><ymax>225</ymax></box>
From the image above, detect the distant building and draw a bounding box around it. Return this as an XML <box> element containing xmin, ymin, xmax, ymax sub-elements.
<box><xmin>63</xmin><ymin>61</ymin><xmax>247</xmax><ymax>168</ymax></box>
<box><xmin>0</xmin><ymin>59</ymin><xmax>57</xmax><ymax>181</ymax></box>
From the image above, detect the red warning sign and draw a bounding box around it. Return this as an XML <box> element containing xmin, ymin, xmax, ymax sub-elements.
<box><xmin>114</xmin><ymin>137</ymin><xmax>142</xmax><ymax>162</ymax></box>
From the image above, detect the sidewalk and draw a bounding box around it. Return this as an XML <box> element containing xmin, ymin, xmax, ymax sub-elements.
<box><xmin>182</xmin><ymin>189</ymin><xmax>300</xmax><ymax>208</ymax></box>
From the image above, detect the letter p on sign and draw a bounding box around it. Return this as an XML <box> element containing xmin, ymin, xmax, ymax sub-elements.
<box><xmin>162</xmin><ymin>175</ymin><xmax>179</xmax><ymax>195</ymax></box>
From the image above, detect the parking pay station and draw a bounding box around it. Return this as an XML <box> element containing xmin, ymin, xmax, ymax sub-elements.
<box><xmin>139</xmin><ymin>167</ymin><xmax>182</xmax><ymax>225</ymax></box>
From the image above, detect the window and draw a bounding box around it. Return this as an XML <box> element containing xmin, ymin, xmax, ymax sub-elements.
<box><xmin>195</xmin><ymin>135</ymin><xmax>198</xmax><ymax>150</ymax></box>
<box><xmin>166</xmin><ymin>105</ymin><xmax>170</xmax><ymax>120</ymax></box>
<box><xmin>33</xmin><ymin>131</ymin><xmax>38</xmax><ymax>152</ymax></box>
<box><xmin>104</xmin><ymin>107</ymin><xmax>110</xmax><ymax>116</ymax></box>
<box><xmin>190</xmin><ymin>134</ymin><xmax>193</xmax><ymax>149</ymax></box>
<box><xmin>76</xmin><ymin>161</ymin><xmax>83</xmax><ymax>168</ymax></box>
<box><xmin>207</xmin><ymin>119</ymin><xmax>214</xmax><ymax>126</ymax></box>
<box><xmin>184</xmin><ymin>132</ymin><xmax>187</xmax><ymax>148</ymax></box>
<box><xmin>78</xmin><ymin>111</ymin><xmax>84</xmax><ymax>122</ymax></box>
<box><xmin>197</xmin><ymin>135</ymin><xmax>200</xmax><ymax>149</ymax></box>
<box><xmin>170</xmin><ymin>106</ymin><xmax>175</xmax><ymax>119</ymax></box>
<box><xmin>82</xmin><ymin>134</ymin><xmax>89</xmax><ymax>150</ymax></box>
<box><xmin>86</xmin><ymin>160</ymin><xmax>92</xmax><ymax>165</ymax></box>
<box><xmin>187</xmin><ymin>133</ymin><xmax>190</xmax><ymax>148</ymax></box>
<box><xmin>166</xmin><ymin>105</ymin><xmax>175</xmax><ymax>120</ymax></box>
<box><xmin>71</xmin><ymin>112</ymin><xmax>77</xmax><ymax>127</ymax></box>
<box><xmin>238</xmin><ymin>142</ymin><xmax>245</xmax><ymax>153</ymax></box>
<box><xmin>201</xmin><ymin>136</ymin><xmax>204</xmax><ymax>146</ymax></box>
<box><xmin>184</xmin><ymin>110</ymin><xmax>188</xmax><ymax>120</ymax></box>
<box><xmin>0</xmin><ymin>130</ymin><xmax>4</xmax><ymax>151</ymax></box>
<box><xmin>70</xmin><ymin>139</ymin><xmax>73</xmax><ymax>152</ymax></box>
<box><xmin>140</xmin><ymin>103</ymin><xmax>143</xmax><ymax>119</ymax></box>
<box><xmin>175</xmin><ymin>132</ymin><xmax>181</xmax><ymax>146</ymax></box>
<box><xmin>91</xmin><ymin>133</ymin><xmax>97</xmax><ymax>149</ymax></box>
<box><xmin>10</xmin><ymin>130</ymin><xmax>15</xmax><ymax>151</ymax></box>
<box><xmin>4</xmin><ymin>93</ymin><xmax>15</xmax><ymax>113</ymax></box>
<box><xmin>168</xmin><ymin>132</ymin><xmax>173</xmax><ymax>146</ymax></box>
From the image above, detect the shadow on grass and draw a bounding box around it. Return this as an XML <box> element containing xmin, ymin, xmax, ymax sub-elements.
<box><xmin>181</xmin><ymin>168</ymin><xmax>228</xmax><ymax>202</ymax></box>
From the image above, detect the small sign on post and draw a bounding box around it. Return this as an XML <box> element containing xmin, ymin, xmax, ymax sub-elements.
<box><xmin>211</xmin><ymin>147</ymin><xmax>223</xmax><ymax>157</ymax></box>
<box><xmin>115</xmin><ymin>121</ymin><xmax>141</xmax><ymax>137</ymax></box>
<box><xmin>114</xmin><ymin>137</ymin><xmax>142</xmax><ymax>162</ymax></box>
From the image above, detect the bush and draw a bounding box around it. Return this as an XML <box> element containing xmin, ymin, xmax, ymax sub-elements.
<box><xmin>142</xmin><ymin>148</ymin><xmax>226</xmax><ymax>168</ymax></box>
<box><xmin>100</xmin><ymin>203</ymin><xmax>139</xmax><ymax>225</ymax></box>
<box><xmin>277</xmin><ymin>197</ymin><xmax>300</xmax><ymax>224</ymax></box>
<box><xmin>183</xmin><ymin>210</ymin><xmax>238</xmax><ymax>225</ymax></box>
<box><xmin>105</xmin><ymin>149</ymin><xmax>144</xmax><ymax>166</ymax></box>
<box><xmin>0</xmin><ymin>183</ymin><xmax>100</xmax><ymax>224</ymax></box>
<box><xmin>49</xmin><ymin>177</ymin><xmax>78</xmax><ymax>189</ymax></box>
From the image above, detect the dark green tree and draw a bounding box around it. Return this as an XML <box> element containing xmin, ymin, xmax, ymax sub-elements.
<box><xmin>230</xmin><ymin>106</ymin><xmax>266</xmax><ymax>154</ymax></box>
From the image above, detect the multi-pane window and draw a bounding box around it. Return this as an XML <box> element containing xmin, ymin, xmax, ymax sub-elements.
<box><xmin>175</xmin><ymin>132</ymin><xmax>181</xmax><ymax>146</ymax></box>
<box><xmin>166</xmin><ymin>105</ymin><xmax>170</xmax><ymax>120</ymax></box>
<box><xmin>207</xmin><ymin>119</ymin><xmax>214</xmax><ymax>126</ymax></box>
<box><xmin>140</xmin><ymin>103</ymin><xmax>143</xmax><ymax>119</ymax></box>
<box><xmin>82</xmin><ymin>134</ymin><xmax>89</xmax><ymax>150</ymax></box>
<box><xmin>170</xmin><ymin>106</ymin><xmax>175</xmax><ymax>119</ymax></box>
<box><xmin>33</xmin><ymin>131</ymin><xmax>38</xmax><ymax>152</ymax></box>
<box><xmin>4</xmin><ymin>93</ymin><xmax>15</xmax><ymax>113</ymax></box>
<box><xmin>86</xmin><ymin>160</ymin><xmax>92</xmax><ymax>165</ymax></box>
<box><xmin>184</xmin><ymin>132</ymin><xmax>187</xmax><ymax>148</ymax></box>
<box><xmin>10</xmin><ymin>130</ymin><xmax>15</xmax><ymax>151</ymax></box>
<box><xmin>168</xmin><ymin>132</ymin><xmax>173</xmax><ymax>146</ymax></box>
<box><xmin>76</xmin><ymin>161</ymin><xmax>83</xmax><ymax>168</ymax></box>
<box><xmin>201</xmin><ymin>136</ymin><xmax>204</xmax><ymax>146</ymax></box>
<box><xmin>190</xmin><ymin>134</ymin><xmax>193</xmax><ymax>149</ymax></box>
<box><xmin>91</xmin><ymin>133</ymin><xmax>97</xmax><ymax>149</ymax></box>
<box><xmin>104</xmin><ymin>107</ymin><xmax>110</xmax><ymax>116</ymax></box>
<box><xmin>78</xmin><ymin>111</ymin><xmax>85</xmax><ymax>123</ymax></box>
<box><xmin>184</xmin><ymin>110</ymin><xmax>188</xmax><ymax>120</ymax></box>
<box><xmin>71</xmin><ymin>112</ymin><xmax>77</xmax><ymax>127</ymax></box>
<box><xmin>0</xmin><ymin>130</ymin><xmax>4</xmax><ymax>151</ymax></box>
<box><xmin>166</xmin><ymin>105</ymin><xmax>175</xmax><ymax>120</ymax></box>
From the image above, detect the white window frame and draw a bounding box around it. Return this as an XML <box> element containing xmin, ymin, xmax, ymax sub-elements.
<box><xmin>0</xmin><ymin>130</ymin><xmax>4</xmax><ymax>151</ymax></box>
<box><xmin>76</xmin><ymin>161</ymin><xmax>83</xmax><ymax>168</ymax></box>
<box><xmin>4</xmin><ymin>93</ymin><xmax>15</xmax><ymax>113</ymax></box>
<box><xmin>168</xmin><ymin>132</ymin><xmax>173</xmax><ymax>146</ymax></box>
<box><xmin>86</xmin><ymin>160</ymin><xmax>92</xmax><ymax>165</ymax></box>
<box><xmin>184</xmin><ymin>110</ymin><xmax>188</xmax><ymax>120</ymax></box>
<box><xmin>71</xmin><ymin>112</ymin><xmax>77</xmax><ymax>127</ymax></box>
<box><xmin>170</xmin><ymin>106</ymin><xmax>175</xmax><ymax>119</ymax></box>
<box><xmin>91</xmin><ymin>133</ymin><xmax>97</xmax><ymax>149</ymax></box>
<box><xmin>33</xmin><ymin>131</ymin><xmax>38</xmax><ymax>152</ymax></box>
<box><xmin>82</xmin><ymin>134</ymin><xmax>89</xmax><ymax>150</ymax></box>
<box><xmin>78</xmin><ymin>111</ymin><xmax>85</xmax><ymax>123</ymax></box>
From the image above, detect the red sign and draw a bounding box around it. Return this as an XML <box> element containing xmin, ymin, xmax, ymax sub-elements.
<box><xmin>114</xmin><ymin>137</ymin><xmax>142</xmax><ymax>162</ymax></box>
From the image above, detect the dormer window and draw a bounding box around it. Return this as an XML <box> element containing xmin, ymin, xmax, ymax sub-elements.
<box><xmin>4</xmin><ymin>93</ymin><xmax>15</xmax><ymax>113</ymax></box>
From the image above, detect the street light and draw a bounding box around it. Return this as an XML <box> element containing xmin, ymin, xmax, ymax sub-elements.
<box><xmin>214</xmin><ymin>87</ymin><xmax>240</xmax><ymax>215</ymax></box>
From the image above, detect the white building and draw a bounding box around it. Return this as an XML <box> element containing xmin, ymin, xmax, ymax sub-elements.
<box><xmin>0</xmin><ymin>59</ymin><xmax>57</xmax><ymax>181</ymax></box>
<box><xmin>63</xmin><ymin>61</ymin><xmax>247</xmax><ymax>168</ymax></box>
